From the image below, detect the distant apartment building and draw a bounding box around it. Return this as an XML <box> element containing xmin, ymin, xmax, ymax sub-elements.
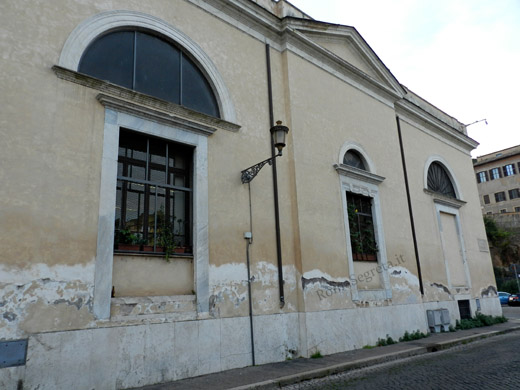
<box><xmin>474</xmin><ymin>145</ymin><xmax>520</xmax><ymax>215</ymax></box>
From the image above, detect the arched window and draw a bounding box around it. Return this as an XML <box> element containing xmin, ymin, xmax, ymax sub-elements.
<box><xmin>343</xmin><ymin>150</ymin><xmax>366</xmax><ymax>170</ymax></box>
<box><xmin>79</xmin><ymin>30</ymin><xmax>220</xmax><ymax>117</ymax></box>
<box><xmin>427</xmin><ymin>162</ymin><xmax>457</xmax><ymax>198</ymax></box>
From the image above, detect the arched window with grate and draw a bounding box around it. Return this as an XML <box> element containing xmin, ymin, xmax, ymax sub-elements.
<box><xmin>343</xmin><ymin>150</ymin><xmax>367</xmax><ymax>170</ymax></box>
<box><xmin>427</xmin><ymin>162</ymin><xmax>457</xmax><ymax>198</ymax></box>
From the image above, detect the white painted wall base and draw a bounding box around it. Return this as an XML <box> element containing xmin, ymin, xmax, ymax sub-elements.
<box><xmin>0</xmin><ymin>297</ymin><xmax>502</xmax><ymax>389</ymax></box>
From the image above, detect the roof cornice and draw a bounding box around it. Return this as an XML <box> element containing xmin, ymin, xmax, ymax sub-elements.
<box><xmin>189</xmin><ymin>0</ymin><xmax>405</xmax><ymax>104</ymax></box>
<box><xmin>396</xmin><ymin>99</ymin><xmax>479</xmax><ymax>152</ymax></box>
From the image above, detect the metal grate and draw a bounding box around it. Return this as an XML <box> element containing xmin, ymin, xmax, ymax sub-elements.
<box><xmin>0</xmin><ymin>339</ymin><xmax>28</xmax><ymax>368</ymax></box>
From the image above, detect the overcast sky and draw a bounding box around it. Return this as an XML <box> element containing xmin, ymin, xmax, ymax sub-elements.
<box><xmin>288</xmin><ymin>0</ymin><xmax>520</xmax><ymax>157</ymax></box>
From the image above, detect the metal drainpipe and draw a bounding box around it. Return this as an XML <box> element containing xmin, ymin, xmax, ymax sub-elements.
<box><xmin>265</xmin><ymin>43</ymin><xmax>285</xmax><ymax>308</ymax></box>
<box><xmin>246</xmin><ymin>183</ymin><xmax>255</xmax><ymax>366</ymax></box>
<box><xmin>396</xmin><ymin>116</ymin><xmax>424</xmax><ymax>295</ymax></box>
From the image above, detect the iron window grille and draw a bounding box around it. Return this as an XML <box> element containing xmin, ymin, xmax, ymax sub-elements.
<box><xmin>114</xmin><ymin>129</ymin><xmax>192</xmax><ymax>254</ymax></box>
<box><xmin>346</xmin><ymin>192</ymin><xmax>378</xmax><ymax>261</ymax></box>
<box><xmin>483</xmin><ymin>194</ymin><xmax>490</xmax><ymax>204</ymax></box>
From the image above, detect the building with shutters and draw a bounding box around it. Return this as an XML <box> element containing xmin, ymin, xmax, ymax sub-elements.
<box><xmin>0</xmin><ymin>1</ymin><xmax>500</xmax><ymax>388</ymax></box>
<box><xmin>474</xmin><ymin>145</ymin><xmax>520</xmax><ymax>215</ymax></box>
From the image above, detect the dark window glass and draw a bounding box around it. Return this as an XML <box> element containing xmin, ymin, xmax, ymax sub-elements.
<box><xmin>343</xmin><ymin>150</ymin><xmax>366</xmax><ymax>170</ymax></box>
<box><xmin>114</xmin><ymin>129</ymin><xmax>192</xmax><ymax>255</ymax></box>
<box><xmin>79</xmin><ymin>30</ymin><xmax>220</xmax><ymax>117</ymax></box>
<box><xmin>135</xmin><ymin>32</ymin><xmax>181</xmax><ymax>104</ymax></box>
<box><xmin>427</xmin><ymin>162</ymin><xmax>456</xmax><ymax>198</ymax></box>
<box><xmin>483</xmin><ymin>195</ymin><xmax>490</xmax><ymax>204</ymax></box>
<box><xmin>181</xmin><ymin>54</ymin><xmax>219</xmax><ymax>117</ymax></box>
<box><xmin>495</xmin><ymin>192</ymin><xmax>506</xmax><ymax>202</ymax></box>
<box><xmin>509</xmin><ymin>189</ymin><xmax>520</xmax><ymax>200</ymax></box>
<box><xmin>346</xmin><ymin>192</ymin><xmax>377</xmax><ymax>261</ymax></box>
<box><xmin>79</xmin><ymin>31</ymin><xmax>134</xmax><ymax>89</ymax></box>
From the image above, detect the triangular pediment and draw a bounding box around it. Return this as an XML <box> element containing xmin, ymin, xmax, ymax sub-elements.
<box><xmin>286</xmin><ymin>20</ymin><xmax>404</xmax><ymax>97</ymax></box>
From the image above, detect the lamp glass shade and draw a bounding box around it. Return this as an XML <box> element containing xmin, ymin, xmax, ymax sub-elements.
<box><xmin>270</xmin><ymin>122</ymin><xmax>289</xmax><ymax>153</ymax></box>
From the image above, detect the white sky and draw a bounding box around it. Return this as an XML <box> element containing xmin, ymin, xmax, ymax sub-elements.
<box><xmin>288</xmin><ymin>0</ymin><xmax>520</xmax><ymax>157</ymax></box>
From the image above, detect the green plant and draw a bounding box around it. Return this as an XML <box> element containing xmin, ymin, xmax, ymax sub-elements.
<box><xmin>376</xmin><ymin>337</ymin><xmax>387</xmax><ymax>347</ymax></box>
<box><xmin>455</xmin><ymin>313</ymin><xmax>507</xmax><ymax>330</ymax></box>
<box><xmin>484</xmin><ymin>217</ymin><xmax>511</xmax><ymax>251</ymax></box>
<box><xmin>310</xmin><ymin>350</ymin><xmax>323</xmax><ymax>359</ymax></box>
<box><xmin>399</xmin><ymin>329</ymin><xmax>428</xmax><ymax>342</ymax></box>
<box><xmin>362</xmin><ymin>345</ymin><xmax>375</xmax><ymax>349</ymax></box>
<box><xmin>116</xmin><ymin>228</ymin><xmax>144</xmax><ymax>245</ymax></box>
<box><xmin>159</xmin><ymin>218</ymin><xmax>176</xmax><ymax>261</ymax></box>
<box><xmin>347</xmin><ymin>203</ymin><xmax>378</xmax><ymax>257</ymax></box>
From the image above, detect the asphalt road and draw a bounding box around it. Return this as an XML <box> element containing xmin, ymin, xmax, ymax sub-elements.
<box><xmin>502</xmin><ymin>305</ymin><xmax>520</xmax><ymax>319</ymax></box>
<box><xmin>284</xmin><ymin>317</ymin><xmax>520</xmax><ymax>389</ymax></box>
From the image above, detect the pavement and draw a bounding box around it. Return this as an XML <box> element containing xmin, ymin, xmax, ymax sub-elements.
<box><xmin>136</xmin><ymin>315</ymin><xmax>520</xmax><ymax>390</ymax></box>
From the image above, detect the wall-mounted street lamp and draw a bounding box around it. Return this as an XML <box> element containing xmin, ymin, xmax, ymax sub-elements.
<box><xmin>241</xmin><ymin>121</ymin><xmax>289</xmax><ymax>184</ymax></box>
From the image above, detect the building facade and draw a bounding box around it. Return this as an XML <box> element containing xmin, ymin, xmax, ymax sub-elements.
<box><xmin>1</xmin><ymin>1</ymin><xmax>500</xmax><ymax>389</ymax></box>
<box><xmin>474</xmin><ymin>145</ymin><xmax>520</xmax><ymax>215</ymax></box>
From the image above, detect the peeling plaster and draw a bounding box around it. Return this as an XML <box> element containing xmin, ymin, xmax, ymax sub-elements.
<box><xmin>481</xmin><ymin>285</ymin><xmax>497</xmax><ymax>297</ymax></box>
<box><xmin>0</xmin><ymin>262</ymin><xmax>95</xmax><ymax>284</ymax></box>
<box><xmin>0</xmin><ymin>264</ymin><xmax>95</xmax><ymax>339</ymax></box>
<box><xmin>302</xmin><ymin>270</ymin><xmax>349</xmax><ymax>286</ymax></box>
<box><xmin>431</xmin><ymin>282</ymin><xmax>451</xmax><ymax>295</ymax></box>
<box><xmin>301</xmin><ymin>276</ymin><xmax>350</xmax><ymax>290</ymax></box>
<box><xmin>209</xmin><ymin>262</ymin><xmax>298</xmax><ymax>316</ymax></box>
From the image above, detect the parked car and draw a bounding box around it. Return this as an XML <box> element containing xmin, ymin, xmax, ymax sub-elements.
<box><xmin>508</xmin><ymin>294</ymin><xmax>520</xmax><ymax>306</ymax></box>
<box><xmin>499</xmin><ymin>291</ymin><xmax>511</xmax><ymax>305</ymax></box>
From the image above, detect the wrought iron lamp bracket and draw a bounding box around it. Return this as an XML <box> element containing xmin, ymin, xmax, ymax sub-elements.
<box><xmin>241</xmin><ymin>152</ymin><xmax>281</xmax><ymax>184</ymax></box>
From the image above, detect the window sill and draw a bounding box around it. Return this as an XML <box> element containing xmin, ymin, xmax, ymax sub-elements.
<box><xmin>334</xmin><ymin>163</ymin><xmax>385</xmax><ymax>184</ymax></box>
<box><xmin>52</xmin><ymin>65</ymin><xmax>241</xmax><ymax>134</ymax></box>
<box><xmin>424</xmin><ymin>188</ymin><xmax>466</xmax><ymax>209</ymax></box>
<box><xmin>114</xmin><ymin>250</ymin><xmax>193</xmax><ymax>258</ymax></box>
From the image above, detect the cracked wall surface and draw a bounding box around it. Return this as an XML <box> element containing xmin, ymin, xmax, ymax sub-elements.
<box><xmin>0</xmin><ymin>264</ymin><xmax>95</xmax><ymax>339</ymax></box>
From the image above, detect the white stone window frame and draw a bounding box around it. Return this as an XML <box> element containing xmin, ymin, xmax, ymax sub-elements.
<box><xmin>58</xmin><ymin>10</ymin><xmax>236</xmax><ymax>123</ymax></box>
<box><xmin>94</xmin><ymin>106</ymin><xmax>210</xmax><ymax>319</ymax></box>
<box><xmin>424</xmin><ymin>156</ymin><xmax>472</xmax><ymax>291</ymax></box>
<box><xmin>57</xmin><ymin>10</ymin><xmax>238</xmax><ymax>319</ymax></box>
<box><xmin>334</xmin><ymin>142</ymin><xmax>392</xmax><ymax>301</ymax></box>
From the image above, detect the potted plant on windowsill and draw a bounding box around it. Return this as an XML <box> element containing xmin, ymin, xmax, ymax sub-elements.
<box><xmin>348</xmin><ymin>203</ymin><xmax>378</xmax><ymax>261</ymax></box>
<box><xmin>115</xmin><ymin>228</ymin><xmax>143</xmax><ymax>251</ymax></box>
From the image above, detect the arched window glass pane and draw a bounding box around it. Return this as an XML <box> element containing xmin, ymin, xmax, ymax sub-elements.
<box><xmin>78</xmin><ymin>30</ymin><xmax>220</xmax><ymax>118</ymax></box>
<box><xmin>79</xmin><ymin>31</ymin><xmax>134</xmax><ymax>89</ymax></box>
<box><xmin>427</xmin><ymin>162</ymin><xmax>456</xmax><ymax>198</ymax></box>
<box><xmin>343</xmin><ymin>150</ymin><xmax>366</xmax><ymax>170</ymax></box>
<box><xmin>135</xmin><ymin>32</ymin><xmax>181</xmax><ymax>104</ymax></box>
<box><xmin>182</xmin><ymin>54</ymin><xmax>219</xmax><ymax>118</ymax></box>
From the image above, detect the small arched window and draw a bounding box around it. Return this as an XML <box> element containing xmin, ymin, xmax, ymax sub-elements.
<box><xmin>427</xmin><ymin>162</ymin><xmax>456</xmax><ymax>198</ymax></box>
<box><xmin>343</xmin><ymin>150</ymin><xmax>366</xmax><ymax>170</ymax></box>
<box><xmin>79</xmin><ymin>30</ymin><xmax>220</xmax><ymax>117</ymax></box>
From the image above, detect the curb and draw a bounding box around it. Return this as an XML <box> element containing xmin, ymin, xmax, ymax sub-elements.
<box><xmin>229</xmin><ymin>325</ymin><xmax>520</xmax><ymax>390</ymax></box>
